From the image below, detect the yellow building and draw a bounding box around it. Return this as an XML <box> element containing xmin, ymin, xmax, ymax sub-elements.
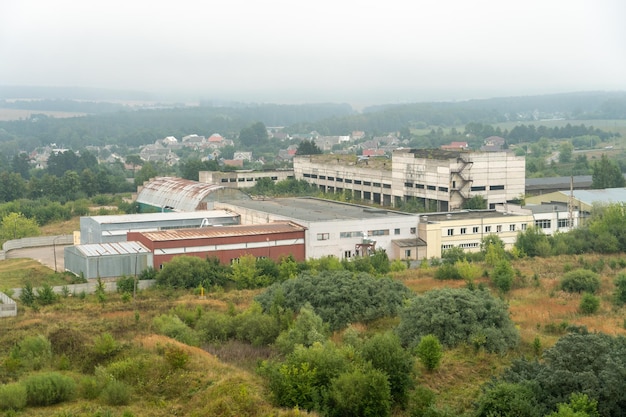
<box><xmin>417</xmin><ymin>209</ymin><xmax>534</xmax><ymax>259</ymax></box>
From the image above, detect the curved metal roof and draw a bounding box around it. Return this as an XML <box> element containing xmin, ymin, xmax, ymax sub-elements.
<box><xmin>137</xmin><ymin>177</ymin><xmax>241</xmax><ymax>212</ymax></box>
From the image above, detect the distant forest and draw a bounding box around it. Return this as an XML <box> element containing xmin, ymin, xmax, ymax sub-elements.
<box><xmin>0</xmin><ymin>90</ymin><xmax>625</xmax><ymax>153</ymax></box>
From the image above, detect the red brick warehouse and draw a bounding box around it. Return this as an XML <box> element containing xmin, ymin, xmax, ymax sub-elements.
<box><xmin>127</xmin><ymin>221</ymin><xmax>306</xmax><ymax>269</ymax></box>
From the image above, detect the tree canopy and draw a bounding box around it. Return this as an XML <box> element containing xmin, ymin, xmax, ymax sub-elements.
<box><xmin>396</xmin><ymin>287</ymin><xmax>519</xmax><ymax>353</ymax></box>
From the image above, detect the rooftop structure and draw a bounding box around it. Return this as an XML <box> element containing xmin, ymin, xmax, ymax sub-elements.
<box><xmin>135</xmin><ymin>177</ymin><xmax>250</xmax><ymax>212</ymax></box>
<box><xmin>80</xmin><ymin>210</ymin><xmax>240</xmax><ymax>244</ymax></box>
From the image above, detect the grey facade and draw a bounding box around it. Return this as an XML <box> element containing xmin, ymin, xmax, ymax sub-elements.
<box><xmin>80</xmin><ymin>210</ymin><xmax>240</xmax><ymax>244</ymax></box>
<box><xmin>64</xmin><ymin>241</ymin><xmax>153</xmax><ymax>279</ymax></box>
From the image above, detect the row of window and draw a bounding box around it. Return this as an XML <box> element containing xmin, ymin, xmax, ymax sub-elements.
<box><xmin>302</xmin><ymin>173</ymin><xmax>391</xmax><ymax>188</ymax></box>
<box><xmin>220</xmin><ymin>176</ymin><xmax>283</xmax><ymax>183</ymax></box>
<box><xmin>320</xmin><ymin>227</ymin><xmax>418</xmax><ymax>241</ymax></box>
<box><xmin>442</xmin><ymin>242</ymin><xmax>480</xmax><ymax>250</ymax></box>
<box><xmin>535</xmin><ymin>219</ymin><xmax>572</xmax><ymax>229</ymax></box>
<box><xmin>446</xmin><ymin>223</ymin><xmax>528</xmax><ymax>236</ymax></box>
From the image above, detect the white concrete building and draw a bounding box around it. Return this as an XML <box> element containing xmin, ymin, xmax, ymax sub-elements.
<box><xmin>199</xmin><ymin>170</ymin><xmax>294</xmax><ymax>189</ymax></box>
<box><xmin>216</xmin><ymin>197</ymin><xmax>421</xmax><ymax>261</ymax></box>
<box><xmin>294</xmin><ymin>149</ymin><xmax>525</xmax><ymax>211</ymax></box>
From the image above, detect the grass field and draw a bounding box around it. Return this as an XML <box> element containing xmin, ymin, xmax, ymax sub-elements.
<box><xmin>0</xmin><ymin>258</ymin><xmax>73</xmax><ymax>290</ymax></box>
<box><xmin>0</xmin><ymin>108</ymin><xmax>86</xmax><ymax>121</ymax></box>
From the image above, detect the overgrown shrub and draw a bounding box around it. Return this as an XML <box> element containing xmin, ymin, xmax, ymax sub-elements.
<box><xmin>274</xmin><ymin>303</ymin><xmax>328</xmax><ymax>354</ymax></box>
<box><xmin>327</xmin><ymin>367</ymin><xmax>392</xmax><ymax>417</ymax></box>
<box><xmin>260</xmin><ymin>342</ymin><xmax>350</xmax><ymax>411</ymax></box>
<box><xmin>491</xmin><ymin>260</ymin><xmax>515</xmax><ymax>292</ymax></box>
<box><xmin>152</xmin><ymin>314</ymin><xmax>200</xmax><ymax>346</ymax></box>
<box><xmin>495</xmin><ymin>332</ymin><xmax>626</xmax><ymax>416</ymax></box>
<box><xmin>475</xmin><ymin>382</ymin><xmax>540</xmax><ymax>417</ymax></box>
<box><xmin>232</xmin><ymin>303</ymin><xmax>280</xmax><ymax>346</ymax></box>
<box><xmin>579</xmin><ymin>293</ymin><xmax>600</xmax><ymax>314</ymax></box>
<box><xmin>0</xmin><ymin>382</ymin><xmax>27</xmax><ymax>411</ymax></box>
<box><xmin>79</xmin><ymin>376</ymin><xmax>100</xmax><ymax>400</ymax></box>
<box><xmin>434</xmin><ymin>263</ymin><xmax>462</xmax><ymax>280</ymax></box>
<box><xmin>15</xmin><ymin>334</ymin><xmax>52</xmax><ymax>371</ymax></box>
<box><xmin>48</xmin><ymin>327</ymin><xmax>86</xmax><ymax>359</ymax></box>
<box><xmin>164</xmin><ymin>344</ymin><xmax>190</xmax><ymax>369</ymax></box>
<box><xmin>116</xmin><ymin>275</ymin><xmax>135</xmax><ymax>294</ymax></box>
<box><xmin>256</xmin><ymin>271</ymin><xmax>412</xmax><ymax>331</ymax></box>
<box><xmin>396</xmin><ymin>288</ymin><xmax>519</xmax><ymax>353</ymax></box>
<box><xmin>101</xmin><ymin>379</ymin><xmax>131</xmax><ymax>406</ymax></box>
<box><xmin>560</xmin><ymin>269</ymin><xmax>601</xmax><ymax>293</ymax></box>
<box><xmin>196</xmin><ymin>311</ymin><xmax>235</xmax><ymax>342</ymax></box>
<box><xmin>36</xmin><ymin>283</ymin><xmax>58</xmax><ymax>305</ymax></box>
<box><xmin>614</xmin><ymin>273</ymin><xmax>626</xmax><ymax>305</ymax></box>
<box><xmin>360</xmin><ymin>332</ymin><xmax>414</xmax><ymax>405</ymax></box>
<box><xmin>23</xmin><ymin>372</ymin><xmax>76</xmax><ymax>406</ymax></box>
<box><xmin>415</xmin><ymin>334</ymin><xmax>443</xmax><ymax>372</ymax></box>
<box><xmin>19</xmin><ymin>282</ymin><xmax>36</xmax><ymax>306</ymax></box>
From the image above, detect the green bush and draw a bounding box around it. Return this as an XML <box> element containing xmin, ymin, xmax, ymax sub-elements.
<box><xmin>36</xmin><ymin>283</ymin><xmax>58</xmax><ymax>305</ymax></box>
<box><xmin>232</xmin><ymin>303</ymin><xmax>280</xmax><ymax>346</ymax></box>
<box><xmin>15</xmin><ymin>334</ymin><xmax>52</xmax><ymax>371</ymax></box>
<box><xmin>152</xmin><ymin>314</ymin><xmax>200</xmax><ymax>346</ymax></box>
<box><xmin>256</xmin><ymin>271</ymin><xmax>412</xmax><ymax>331</ymax></box>
<box><xmin>475</xmin><ymin>382</ymin><xmax>540</xmax><ymax>417</ymax></box>
<box><xmin>491</xmin><ymin>259</ymin><xmax>515</xmax><ymax>292</ymax></box>
<box><xmin>260</xmin><ymin>342</ymin><xmax>350</xmax><ymax>411</ymax></box>
<box><xmin>23</xmin><ymin>372</ymin><xmax>76</xmax><ymax>406</ymax></box>
<box><xmin>164</xmin><ymin>344</ymin><xmax>190</xmax><ymax>369</ymax></box>
<box><xmin>274</xmin><ymin>303</ymin><xmax>328</xmax><ymax>354</ymax></box>
<box><xmin>327</xmin><ymin>366</ymin><xmax>392</xmax><ymax>417</ymax></box>
<box><xmin>415</xmin><ymin>335</ymin><xmax>443</xmax><ymax>372</ymax></box>
<box><xmin>396</xmin><ymin>288</ymin><xmax>519</xmax><ymax>353</ymax></box>
<box><xmin>19</xmin><ymin>282</ymin><xmax>36</xmax><ymax>306</ymax></box>
<box><xmin>560</xmin><ymin>269</ymin><xmax>601</xmax><ymax>293</ymax></box>
<box><xmin>433</xmin><ymin>263</ymin><xmax>462</xmax><ymax>280</ymax></box>
<box><xmin>614</xmin><ymin>273</ymin><xmax>626</xmax><ymax>305</ymax></box>
<box><xmin>579</xmin><ymin>293</ymin><xmax>600</xmax><ymax>314</ymax></box>
<box><xmin>0</xmin><ymin>382</ymin><xmax>27</xmax><ymax>411</ymax></box>
<box><xmin>195</xmin><ymin>311</ymin><xmax>235</xmax><ymax>342</ymax></box>
<box><xmin>116</xmin><ymin>275</ymin><xmax>136</xmax><ymax>294</ymax></box>
<box><xmin>101</xmin><ymin>379</ymin><xmax>131</xmax><ymax>406</ymax></box>
<box><xmin>360</xmin><ymin>332</ymin><xmax>414</xmax><ymax>405</ymax></box>
<box><xmin>79</xmin><ymin>376</ymin><xmax>101</xmax><ymax>400</ymax></box>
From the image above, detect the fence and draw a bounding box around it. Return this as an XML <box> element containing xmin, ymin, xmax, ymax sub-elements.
<box><xmin>0</xmin><ymin>292</ymin><xmax>17</xmax><ymax>317</ymax></box>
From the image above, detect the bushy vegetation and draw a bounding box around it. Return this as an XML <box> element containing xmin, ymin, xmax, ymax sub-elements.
<box><xmin>256</xmin><ymin>270</ymin><xmax>413</xmax><ymax>331</ymax></box>
<box><xmin>396</xmin><ymin>288</ymin><xmax>519</xmax><ymax>353</ymax></box>
<box><xmin>0</xmin><ymin>383</ymin><xmax>27</xmax><ymax>411</ymax></box>
<box><xmin>23</xmin><ymin>372</ymin><xmax>76</xmax><ymax>406</ymax></box>
<box><xmin>482</xmin><ymin>332</ymin><xmax>626</xmax><ymax>416</ymax></box>
<box><xmin>579</xmin><ymin>293</ymin><xmax>601</xmax><ymax>314</ymax></box>
<box><xmin>560</xmin><ymin>269</ymin><xmax>601</xmax><ymax>293</ymax></box>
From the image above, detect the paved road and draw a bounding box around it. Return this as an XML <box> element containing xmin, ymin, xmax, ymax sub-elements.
<box><xmin>5</xmin><ymin>245</ymin><xmax>70</xmax><ymax>272</ymax></box>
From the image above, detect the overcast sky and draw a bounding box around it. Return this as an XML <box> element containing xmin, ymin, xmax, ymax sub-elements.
<box><xmin>1</xmin><ymin>0</ymin><xmax>625</xmax><ymax>105</ymax></box>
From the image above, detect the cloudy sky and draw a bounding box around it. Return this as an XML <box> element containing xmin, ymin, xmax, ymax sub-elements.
<box><xmin>1</xmin><ymin>0</ymin><xmax>625</xmax><ymax>104</ymax></box>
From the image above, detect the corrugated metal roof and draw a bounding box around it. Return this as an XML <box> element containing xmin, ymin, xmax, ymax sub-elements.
<box><xmin>77</xmin><ymin>241</ymin><xmax>151</xmax><ymax>257</ymax></box>
<box><xmin>136</xmin><ymin>177</ymin><xmax>226</xmax><ymax>212</ymax></box>
<box><xmin>139</xmin><ymin>221</ymin><xmax>306</xmax><ymax>242</ymax></box>
<box><xmin>86</xmin><ymin>210</ymin><xmax>237</xmax><ymax>225</ymax></box>
<box><xmin>572</xmin><ymin>187</ymin><xmax>626</xmax><ymax>205</ymax></box>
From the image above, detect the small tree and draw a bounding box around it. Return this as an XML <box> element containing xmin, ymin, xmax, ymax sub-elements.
<box><xmin>560</xmin><ymin>269</ymin><xmax>601</xmax><ymax>294</ymax></box>
<box><xmin>415</xmin><ymin>334</ymin><xmax>443</xmax><ymax>371</ymax></box>
<box><xmin>327</xmin><ymin>367</ymin><xmax>392</xmax><ymax>417</ymax></box>
<box><xmin>614</xmin><ymin>273</ymin><xmax>626</xmax><ymax>305</ymax></box>
<box><xmin>492</xmin><ymin>259</ymin><xmax>515</xmax><ymax>293</ymax></box>
<box><xmin>579</xmin><ymin>293</ymin><xmax>600</xmax><ymax>315</ymax></box>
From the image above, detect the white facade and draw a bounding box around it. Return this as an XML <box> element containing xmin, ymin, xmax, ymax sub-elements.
<box><xmin>294</xmin><ymin>149</ymin><xmax>525</xmax><ymax>211</ymax></box>
<box><xmin>215</xmin><ymin>198</ymin><xmax>419</xmax><ymax>260</ymax></box>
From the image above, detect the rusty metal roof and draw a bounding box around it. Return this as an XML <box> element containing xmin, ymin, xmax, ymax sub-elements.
<box><xmin>136</xmin><ymin>177</ymin><xmax>226</xmax><ymax>212</ymax></box>
<box><xmin>138</xmin><ymin>221</ymin><xmax>306</xmax><ymax>242</ymax></box>
<box><xmin>77</xmin><ymin>241</ymin><xmax>151</xmax><ymax>257</ymax></box>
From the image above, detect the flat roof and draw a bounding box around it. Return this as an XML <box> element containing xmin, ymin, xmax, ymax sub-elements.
<box><xmin>137</xmin><ymin>221</ymin><xmax>306</xmax><ymax>242</ymax></box>
<box><xmin>85</xmin><ymin>210</ymin><xmax>237</xmax><ymax>225</ymax></box>
<box><xmin>226</xmin><ymin>197</ymin><xmax>415</xmax><ymax>222</ymax></box>
<box><xmin>77</xmin><ymin>241</ymin><xmax>151</xmax><ymax>257</ymax></box>
<box><xmin>419</xmin><ymin>210</ymin><xmax>529</xmax><ymax>222</ymax></box>
<box><xmin>296</xmin><ymin>154</ymin><xmax>392</xmax><ymax>171</ymax></box>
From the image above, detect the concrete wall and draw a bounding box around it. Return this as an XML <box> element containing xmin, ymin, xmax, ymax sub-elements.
<box><xmin>0</xmin><ymin>292</ymin><xmax>17</xmax><ymax>317</ymax></box>
<box><xmin>10</xmin><ymin>279</ymin><xmax>156</xmax><ymax>299</ymax></box>
<box><xmin>0</xmin><ymin>235</ymin><xmax>73</xmax><ymax>261</ymax></box>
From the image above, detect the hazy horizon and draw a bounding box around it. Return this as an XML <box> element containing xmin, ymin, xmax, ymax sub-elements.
<box><xmin>2</xmin><ymin>0</ymin><xmax>625</xmax><ymax>106</ymax></box>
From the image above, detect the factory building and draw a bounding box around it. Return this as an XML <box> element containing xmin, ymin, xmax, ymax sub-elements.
<box><xmin>294</xmin><ymin>149</ymin><xmax>525</xmax><ymax>211</ymax></box>
<box><xmin>64</xmin><ymin>241</ymin><xmax>152</xmax><ymax>280</ymax></box>
<box><xmin>216</xmin><ymin>197</ymin><xmax>422</xmax><ymax>261</ymax></box>
<box><xmin>127</xmin><ymin>221</ymin><xmax>306</xmax><ymax>268</ymax></box>
<box><xmin>199</xmin><ymin>170</ymin><xmax>294</xmax><ymax>189</ymax></box>
<box><xmin>79</xmin><ymin>210</ymin><xmax>240</xmax><ymax>244</ymax></box>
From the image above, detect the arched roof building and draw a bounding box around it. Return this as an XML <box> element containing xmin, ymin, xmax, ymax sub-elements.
<box><xmin>136</xmin><ymin>177</ymin><xmax>250</xmax><ymax>212</ymax></box>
